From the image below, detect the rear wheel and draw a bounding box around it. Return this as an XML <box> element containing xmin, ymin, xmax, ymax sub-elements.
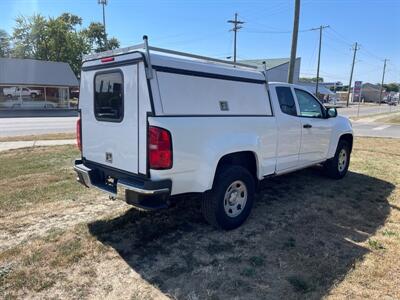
<box><xmin>324</xmin><ymin>140</ymin><xmax>350</xmax><ymax>179</ymax></box>
<box><xmin>202</xmin><ymin>165</ymin><xmax>255</xmax><ymax>230</ymax></box>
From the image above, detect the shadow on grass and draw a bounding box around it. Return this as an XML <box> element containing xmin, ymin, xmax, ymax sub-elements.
<box><xmin>88</xmin><ymin>168</ymin><xmax>394</xmax><ymax>299</ymax></box>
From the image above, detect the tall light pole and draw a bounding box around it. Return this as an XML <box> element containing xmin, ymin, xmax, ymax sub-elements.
<box><xmin>98</xmin><ymin>0</ymin><xmax>108</xmax><ymax>46</ymax></box>
<box><xmin>288</xmin><ymin>0</ymin><xmax>300</xmax><ymax>83</ymax></box>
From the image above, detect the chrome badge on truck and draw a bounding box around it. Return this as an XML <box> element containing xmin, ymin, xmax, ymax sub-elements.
<box><xmin>105</xmin><ymin>152</ymin><xmax>113</xmax><ymax>163</ymax></box>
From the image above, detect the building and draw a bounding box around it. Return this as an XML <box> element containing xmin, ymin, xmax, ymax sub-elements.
<box><xmin>0</xmin><ymin>58</ymin><xmax>78</xmax><ymax>110</ymax></box>
<box><xmin>320</xmin><ymin>82</ymin><xmax>343</xmax><ymax>91</ymax></box>
<box><xmin>239</xmin><ymin>58</ymin><xmax>301</xmax><ymax>83</ymax></box>
<box><xmin>361</xmin><ymin>83</ymin><xmax>382</xmax><ymax>103</ymax></box>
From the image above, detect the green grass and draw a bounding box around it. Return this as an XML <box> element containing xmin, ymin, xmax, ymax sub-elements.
<box><xmin>368</xmin><ymin>239</ymin><xmax>385</xmax><ymax>250</ymax></box>
<box><xmin>0</xmin><ymin>132</ymin><xmax>75</xmax><ymax>142</ymax></box>
<box><xmin>0</xmin><ymin>145</ymin><xmax>83</xmax><ymax>212</ymax></box>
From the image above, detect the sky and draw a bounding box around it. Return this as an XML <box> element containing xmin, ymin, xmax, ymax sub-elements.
<box><xmin>0</xmin><ymin>0</ymin><xmax>399</xmax><ymax>84</ymax></box>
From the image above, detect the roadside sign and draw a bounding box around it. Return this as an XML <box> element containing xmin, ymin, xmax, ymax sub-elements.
<box><xmin>354</xmin><ymin>81</ymin><xmax>362</xmax><ymax>100</ymax></box>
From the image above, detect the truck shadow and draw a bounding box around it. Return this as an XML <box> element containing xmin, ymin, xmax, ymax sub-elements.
<box><xmin>88</xmin><ymin>168</ymin><xmax>394</xmax><ymax>299</ymax></box>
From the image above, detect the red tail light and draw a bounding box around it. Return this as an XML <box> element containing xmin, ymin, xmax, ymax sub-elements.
<box><xmin>148</xmin><ymin>126</ymin><xmax>172</xmax><ymax>169</ymax></box>
<box><xmin>101</xmin><ymin>57</ymin><xmax>115</xmax><ymax>63</ymax></box>
<box><xmin>76</xmin><ymin>118</ymin><xmax>82</xmax><ymax>152</ymax></box>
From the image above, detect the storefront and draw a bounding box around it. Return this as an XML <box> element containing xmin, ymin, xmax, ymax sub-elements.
<box><xmin>0</xmin><ymin>58</ymin><xmax>78</xmax><ymax>110</ymax></box>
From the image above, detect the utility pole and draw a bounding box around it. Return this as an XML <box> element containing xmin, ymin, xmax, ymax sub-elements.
<box><xmin>288</xmin><ymin>0</ymin><xmax>300</xmax><ymax>83</ymax></box>
<box><xmin>379</xmin><ymin>59</ymin><xmax>388</xmax><ymax>105</ymax></box>
<box><xmin>311</xmin><ymin>25</ymin><xmax>329</xmax><ymax>95</ymax></box>
<box><xmin>346</xmin><ymin>42</ymin><xmax>360</xmax><ymax>107</ymax></box>
<box><xmin>98</xmin><ymin>0</ymin><xmax>108</xmax><ymax>46</ymax></box>
<box><xmin>227</xmin><ymin>13</ymin><xmax>244</xmax><ymax>65</ymax></box>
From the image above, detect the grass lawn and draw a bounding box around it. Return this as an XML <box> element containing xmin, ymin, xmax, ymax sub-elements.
<box><xmin>0</xmin><ymin>132</ymin><xmax>75</xmax><ymax>142</ymax></box>
<box><xmin>375</xmin><ymin>113</ymin><xmax>400</xmax><ymax>124</ymax></box>
<box><xmin>0</xmin><ymin>138</ymin><xmax>399</xmax><ymax>299</ymax></box>
<box><xmin>0</xmin><ymin>145</ymin><xmax>83</xmax><ymax>212</ymax></box>
<box><xmin>350</xmin><ymin>111</ymin><xmax>400</xmax><ymax>123</ymax></box>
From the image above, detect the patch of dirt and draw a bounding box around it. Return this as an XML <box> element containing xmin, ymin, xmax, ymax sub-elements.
<box><xmin>0</xmin><ymin>196</ymin><xmax>129</xmax><ymax>252</ymax></box>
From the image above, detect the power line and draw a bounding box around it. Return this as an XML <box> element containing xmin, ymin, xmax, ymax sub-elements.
<box><xmin>311</xmin><ymin>25</ymin><xmax>329</xmax><ymax>95</ymax></box>
<box><xmin>227</xmin><ymin>13</ymin><xmax>244</xmax><ymax>64</ymax></box>
<box><xmin>379</xmin><ymin>59</ymin><xmax>388</xmax><ymax>105</ymax></box>
<box><xmin>346</xmin><ymin>42</ymin><xmax>360</xmax><ymax>107</ymax></box>
<box><xmin>243</xmin><ymin>27</ymin><xmax>313</xmax><ymax>34</ymax></box>
<box><xmin>240</xmin><ymin>2</ymin><xmax>292</xmax><ymax>23</ymax></box>
<box><xmin>327</xmin><ymin>27</ymin><xmax>353</xmax><ymax>47</ymax></box>
<box><xmin>360</xmin><ymin>47</ymin><xmax>384</xmax><ymax>62</ymax></box>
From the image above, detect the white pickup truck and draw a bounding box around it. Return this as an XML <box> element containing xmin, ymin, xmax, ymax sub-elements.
<box><xmin>3</xmin><ymin>87</ymin><xmax>42</xmax><ymax>98</ymax></box>
<box><xmin>74</xmin><ymin>37</ymin><xmax>353</xmax><ymax>230</ymax></box>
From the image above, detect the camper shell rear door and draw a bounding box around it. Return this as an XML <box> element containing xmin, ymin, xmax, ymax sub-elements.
<box><xmin>79</xmin><ymin>52</ymin><xmax>152</xmax><ymax>176</ymax></box>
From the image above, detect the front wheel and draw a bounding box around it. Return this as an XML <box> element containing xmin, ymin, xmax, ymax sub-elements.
<box><xmin>324</xmin><ymin>140</ymin><xmax>350</xmax><ymax>179</ymax></box>
<box><xmin>202</xmin><ymin>165</ymin><xmax>255</xmax><ymax>230</ymax></box>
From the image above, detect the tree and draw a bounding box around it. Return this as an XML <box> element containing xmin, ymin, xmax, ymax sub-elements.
<box><xmin>10</xmin><ymin>13</ymin><xmax>120</xmax><ymax>75</ymax></box>
<box><xmin>299</xmin><ymin>77</ymin><xmax>324</xmax><ymax>83</ymax></box>
<box><xmin>107</xmin><ymin>37</ymin><xmax>120</xmax><ymax>51</ymax></box>
<box><xmin>0</xmin><ymin>29</ymin><xmax>11</xmax><ymax>57</ymax></box>
<box><xmin>383</xmin><ymin>83</ymin><xmax>399</xmax><ymax>93</ymax></box>
<box><xmin>83</xmin><ymin>22</ymin><xmax>119</xmax><ymax>53</ymax></box>
<box><xmin>12</xmin><ymin>15</ymin><xmax>35</xmax><ymax>58</ymax></box>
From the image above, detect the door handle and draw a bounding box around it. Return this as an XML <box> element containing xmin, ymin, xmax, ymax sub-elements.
<box><xmin>303</xmin><ymin>124</ymin><xmax>312</xmax><ymax>129</ymax></box>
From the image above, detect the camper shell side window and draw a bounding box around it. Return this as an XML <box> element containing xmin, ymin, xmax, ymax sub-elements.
<box><xmin>94</xmin><ymin>70</ymin><xmax>124</xmax><ymax>122</ymax></box>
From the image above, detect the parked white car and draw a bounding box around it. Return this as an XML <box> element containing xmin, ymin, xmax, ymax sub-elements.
<box><xmin>3</xmin><ymin>87</ymin><xmax>42</xmax><ymax>98</ymax></box>
<box><xmin>74</xmin><ymin>37</ymin><xmax>353</xmax><ymax>230</ymax></box>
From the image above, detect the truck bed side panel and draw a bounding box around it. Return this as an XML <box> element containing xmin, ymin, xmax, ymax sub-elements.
<box><xmin>148</xmin><ymin>116</ymin><xmax>278</xmax><ymax>195</ymax></box>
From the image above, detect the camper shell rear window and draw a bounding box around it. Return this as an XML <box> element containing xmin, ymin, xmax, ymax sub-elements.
<box><xmin>94</xmin><ymin>70</ymin><xmax>124</xmax><ymax>122</ymax></box>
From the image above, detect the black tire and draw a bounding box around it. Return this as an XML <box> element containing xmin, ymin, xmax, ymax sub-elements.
<box><xmin>30</xmin><ymin>93</ymin><xmax>36</xmax><ymax>99</ymax></box>
<box><xmin>202</xmin><ymin>165</ymin><xmax>255</xmax><ymax>230</ymax></box>
<box><xmin>324</xmin><ymin>140</ymin><xmax>350</xmax><ymax>179</ymax></box>
<box><xmin>7</xmin><ymin>94</ymin><xmax>12</xmax><ymax>99</ymax></box>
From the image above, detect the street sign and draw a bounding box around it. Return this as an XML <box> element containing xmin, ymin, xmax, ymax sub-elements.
<box><xmin>354</xmin><ymin>81</ymin><xmax>362</xmax><ymax>100</ymax></box>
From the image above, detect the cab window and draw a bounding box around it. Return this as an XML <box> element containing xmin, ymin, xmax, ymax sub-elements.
<box><xmin>276</xmin><ymin>86</ymin><xmax>297</xmax><ymax>116</ymax></box>
<box><xmin>294</xmin><ymin>89</ymin><xmax>323</xmax><ymax>118</ymax></box>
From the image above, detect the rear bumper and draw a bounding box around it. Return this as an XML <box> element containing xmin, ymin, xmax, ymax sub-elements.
<box><xmin>74</xmin><ymin>159</ymin><xmax>171</xmax><ymax>210</ymax></box>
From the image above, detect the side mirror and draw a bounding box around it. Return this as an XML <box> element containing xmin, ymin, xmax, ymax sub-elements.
<box><xmin>327</xmin><ymin>107</ymin><xmax>337</xmax><ymax>118</ymax></box>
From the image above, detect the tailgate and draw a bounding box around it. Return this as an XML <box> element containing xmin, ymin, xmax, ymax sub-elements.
<box><xmin>79</xmin><ymin>54</ymin><xmax>152</xmax><ymax>175</ymax></box>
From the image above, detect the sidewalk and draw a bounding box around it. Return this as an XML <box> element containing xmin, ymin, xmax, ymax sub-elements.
<box><xmin>0</xmin><ymin>139</ymin><xmax>75</xmax><ymax>152</ymax></box>
<box><xmin>0</xmin><ymin>109</ymin><xmax>78</xmax><ymax>118</ymax></box>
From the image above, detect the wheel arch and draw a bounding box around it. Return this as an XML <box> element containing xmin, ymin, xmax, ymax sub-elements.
<box><xmin>338</xmin><ymin>133</ymin><xmax>353</xmax><ymax>153</ymax></box>
<box><xmin>212</xmin><ymin>151</ymin><xmax>259</xmax><ymax>188</ymax></box>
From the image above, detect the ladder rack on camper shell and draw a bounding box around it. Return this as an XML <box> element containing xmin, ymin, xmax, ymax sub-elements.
<box><xmin>82</xmin><ymin>35</ymin><xmax>259</xmax><ymax>72</ymax></box>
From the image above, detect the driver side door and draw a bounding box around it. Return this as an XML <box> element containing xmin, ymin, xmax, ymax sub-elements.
<box><xmin>293</xmin><ymin>88</ymin><xmax>334</xmax><ymax>166</ymax></box>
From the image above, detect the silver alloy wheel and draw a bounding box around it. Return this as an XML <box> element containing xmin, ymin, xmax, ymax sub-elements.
<box><xmin>223</xmin><ymin>180</ymin><xmax>248</xmax><ymax>218</ymax></box>
<box><xmin>338</xmin><ymin>148</ymin><xmax>347</xmax><ymax>172</ymax></box>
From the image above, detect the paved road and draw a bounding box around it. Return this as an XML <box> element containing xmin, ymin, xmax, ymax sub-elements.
<box><xmin>352</xmin><ymin>121</ymin><xmax>400</xmax><ymax>139</ymax></box>
<box><xmin>0</xmin><ymin>117</ymin><xmax>76</xmax><ymax>137</ymax></box>
<box><xmin>337</xmin><ymin>104</ymin><xmax>400</xmax><ymax>118</ymax></box>
<box><xmin>0</xmin><ymin>106</ymin><xmax>399</xmax><ymax>138</ymax></box>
